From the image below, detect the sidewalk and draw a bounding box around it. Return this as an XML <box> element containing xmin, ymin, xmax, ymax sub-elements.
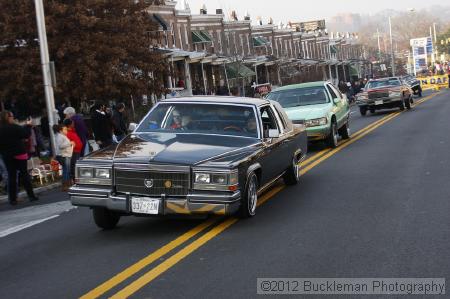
<box><xmin>0</xmin><ymin>182</ymin><xmax>61</xmax><ymax>204</ymax></box>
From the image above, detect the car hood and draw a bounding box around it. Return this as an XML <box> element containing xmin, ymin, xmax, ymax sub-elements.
<box><xmin>112</xmin><ymin>133</ymin><xmax>260</xmax><ymax>166</ymax></box>
<box><xmin>283</xmin><ymin>103</ymin><xmax>330</xmax><ymax>121</ymax></box>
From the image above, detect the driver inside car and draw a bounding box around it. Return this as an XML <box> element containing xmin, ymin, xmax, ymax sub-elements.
<box><xmin>244</xmin><ymin>117</ymin><xmax>257</xmax><ymax>134</ymax></box>
<box><xmin>170</xmin><ymin>110</ymin><xmax>192</xmax><ymax>130</ymax></box>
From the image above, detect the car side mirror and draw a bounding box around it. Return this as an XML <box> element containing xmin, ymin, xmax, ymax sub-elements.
<box><xmin>333</xmin><ymin>98</ymin><xmax>340</xmax><ymax>104</ymax></box>
<box><xmin>128</xmin><ymin>123</ymin><xmax>137</xmax><ymax>132</ymax></box>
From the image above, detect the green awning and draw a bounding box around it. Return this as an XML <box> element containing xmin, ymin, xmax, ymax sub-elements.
<box><xmin>192</xmin><ymin>31</ymin><xmax>212</xmax><ymax>43</ymax></box>
<box><xmin>253</xmin><ymin>37</ymin><xmax>264</xmax><ymax>47</ymax></box>
<box><xmin>349</xmin><ymin>65</ymin><xmax>359</xmax><ymax>76</ymax></box>
<box><xmin>225</xmin><ymin>62</ymin><xmax>256</xmax><ymax>79</ymax></box>
<box><xmin>192</xmin><ymin>31</ymin><xmax>205</xmax><ymax>43</ymax></box>
<box><xmin>199</xmin><ymin>31</ymin><xmax>213</xmax><ymax>42</ymax></box>
<box><xmin>330</xmin><ymin>45</ymin><xmax>337</xmax><ymax>54</ymax></box>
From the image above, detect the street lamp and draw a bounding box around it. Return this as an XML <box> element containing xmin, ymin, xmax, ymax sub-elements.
<box><xmin>34</xmin><ymin>0</ymin><xmax>57</xmax><ymax>156</ymax></box>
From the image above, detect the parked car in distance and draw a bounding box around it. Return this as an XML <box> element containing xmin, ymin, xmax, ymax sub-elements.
<box><xmin>356</xmin><ymin>77</ymin><xmax>413</xmax><ymax>116</ymax></box>
<box><xmin>267</xmin><ymin>81</ymin><xmax>351</xmax><ymax>148</ymax></box>
<box><xmin>402</xmin><ymin>75</ymin><xmax>422</xmax><ymax>97</ymax></box>
<box><xmin>69</xmin><ymin>97</ymin><xmax>307</xmax><ymax>229</ymax></box>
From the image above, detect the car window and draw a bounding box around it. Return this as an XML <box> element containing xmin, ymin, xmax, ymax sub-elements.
<box><xmin>326</xmin><ymin>85</ymin><xmax>338</xmax><ymax>99</ymax></box>
<box><xmin>136</xmin><ymin>103</ymin><xmax>259</xmax><ymax>138</ymax></box>
<box><xmin>367</xmin><ymin>79</ymin><xmax>401</xmax><ymax>89</ymax></box>
<box><xmin>267</xmin><ymin>86</ymin><xmax>329</xmax><ymax>108</ymax></box>
<box><xmin>260</xmin><ymin>106</ymin><xmax>280</xmax><ymax>134</ymax></box>
<box><xmin>271</xmin><ymin>101</ymin><xmax>293</xmax><ymax>132</ymax></box>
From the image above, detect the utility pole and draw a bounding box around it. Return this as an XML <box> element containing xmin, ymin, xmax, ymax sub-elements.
<box><xmin>377</xmin><ymin>28</ymin><xmax>381</xmax><ymax>59</ymax></box>
<box><xmin>34</xmin><ymin>0</ymin><xmax>57</xmax><ymax>156</ymax></box>
<box><xmin>388</xmin><ymin>16</ymin><xmax>395</xmax><ymax>76</ymax></box>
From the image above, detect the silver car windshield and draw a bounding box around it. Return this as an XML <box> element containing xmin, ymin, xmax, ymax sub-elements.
<box><xmin>267</xmin><ymin>87</ymin><xmax>329</xmax><ymax>108</ymax></box>
<box><xmin>367</xmin><ymin>79</ymin><xmax>401</xmax><ymax>89</ymax></box>
<box><xmin>136</xmin><ymin>103</ymin><xmax>259</xmax><ymax>138</ymax></box>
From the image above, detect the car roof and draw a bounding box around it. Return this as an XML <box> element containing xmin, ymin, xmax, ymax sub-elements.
<box><xmin>271</xmin><ymin>81</ymin><xmax>327</xmax><ymax>92</ymax></box>
<box><xmin>370</xmin><ymin>77</ymin><xmax>400</xmax><ymax>81</ymax></box>
<box><xmin>160</xmin><ymin>96</ymin><xmax>270</xmax><ymax>107</ymax></box>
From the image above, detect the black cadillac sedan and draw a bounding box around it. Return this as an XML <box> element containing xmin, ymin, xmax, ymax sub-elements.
<box><xmin>69</xmin><ymin>97</ymin><xmax>307</xmax><ymax>229</ymax></box>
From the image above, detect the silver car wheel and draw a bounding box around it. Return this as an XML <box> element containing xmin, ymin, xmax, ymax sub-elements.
<box><xmin>293</xmin><ymin>158</ymin><xmax>301</xmax><ymax>181</ymax></box>
<box><xmin>248</xmin><ymin>176</ymin><xmax>258</xmax><ymax>215</ymax></box>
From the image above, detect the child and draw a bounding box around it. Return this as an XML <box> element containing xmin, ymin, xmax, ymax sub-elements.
<box><xmin>53</xmin><ymin>124</ymin><xmax>73</xmax><ymax>191</ymax></box>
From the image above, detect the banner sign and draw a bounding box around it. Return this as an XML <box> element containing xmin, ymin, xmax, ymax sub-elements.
<box><xmin>418</xmin><ymin>75</ymin><xmax>448</xmax><ymax>89</ymax></box>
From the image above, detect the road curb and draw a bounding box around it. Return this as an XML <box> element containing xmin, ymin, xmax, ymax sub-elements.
<box><xmin>0</xmin><ymin>182</ymin><xmax>62</xmax><ymax>204</ymax></box>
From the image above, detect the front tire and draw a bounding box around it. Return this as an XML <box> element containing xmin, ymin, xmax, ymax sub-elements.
<box><xmin>338</xmin><ymin>119</ymin><xmax>351</xmax><ymax>140</ymax></box>
<box><xmin>327</xmin><ymin>121</ymin><xmax>339</xmax><ymax>148</ymax></box>
<box><xmin>93</xmin><ymin>207</ymin><xmax>120</xmax><ymax>230</ymax></box>
<box><xmin>238</xmin><ymin>173</ymin><xmax>258</xmax><ymax>218</ymax></box>
<box><xmin>359</xmin><ymin>107</ymin><xmax>367</xmax><ymax>116</ymax></box>
<box><xmin>284</xmin><ymin>156</ymin><xmax>301</xmax><ymax>185</ymax></box>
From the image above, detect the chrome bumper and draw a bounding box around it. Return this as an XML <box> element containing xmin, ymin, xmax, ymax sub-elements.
<box><xmin>69</xmin><ymin>186</ymin><xmax>241</xmax><ymax>216</ymax></box>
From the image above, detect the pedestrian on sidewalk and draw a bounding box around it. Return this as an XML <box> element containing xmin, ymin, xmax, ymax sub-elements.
<box><xmin>111</xmin><ymin>103</ymin><xmax>128</xmax><ymax>142</ymax></box>
<box><xmin>63</xmin><ymin>119</ymin><xmax>82</xmax><ymax>183</ymax></box>
<box><xmin>53</xmin><ymin>124</ymin><xmax>74</xmax><ymax>191</ymax></box>
<box><xmin>0</xmin><ymin>111</ymin><xmax>39</xmax><ymax>205</ymax></box>
<box><xmin>63</xmin><ymin>107</ymin><xmax>89</xmax><ymax>157</ymax></box>
<box><xmin>91</xmin><ymin>102</ymin><xmax>113</xmax><ymax>149</ymax></box>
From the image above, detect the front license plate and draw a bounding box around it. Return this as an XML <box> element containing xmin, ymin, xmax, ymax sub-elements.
<box><xmin>375</xmin><ymin>100</ymin><xmax>383</xmax><ymax>105</ymax></box>
<box><xmin>131</xmin><ymin>197</ymin><xmax>160</xmax><ymax>215</ymax></box>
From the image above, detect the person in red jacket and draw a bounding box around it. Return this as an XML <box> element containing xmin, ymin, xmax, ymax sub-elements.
<box><xmin>63</xmin><ymin>118</ymin><xmax>83</xmax><ymax>183</ymax></box>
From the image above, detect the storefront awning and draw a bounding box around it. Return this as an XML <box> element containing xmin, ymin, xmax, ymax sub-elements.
<box><xmin>152</xmin><ymin>14</ymin><xmax>168</xmax><ymax>31</ymax></box>
<box><xmin>192</xmin><ymin>31</ymin><xmax>213</xmax><ymax>43</ymax></box>
<box><xmin>252</xmin><ymin>36</ymin><xmax>270</xmax><ymax>47</ymax></box>
<box><xmin>225</xmin><ymin>62</ymin><xmax>256</xmax><ymax>79</ymax></box>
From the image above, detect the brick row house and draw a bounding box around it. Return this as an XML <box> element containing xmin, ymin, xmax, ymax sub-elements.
<box><xmin>146</xmin><ymin>1</ymin><xmax>369</xmax><ymax>99</ymax></box>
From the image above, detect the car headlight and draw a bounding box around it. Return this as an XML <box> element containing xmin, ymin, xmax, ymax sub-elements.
<box><xmin>76</xmin><ymin>167</ymin><xmax>112</xmax><ymax>185</ymax></box>
<box><xmin>195</xmin><ymin>173</ymin><xmax>211</xmax><ymax>184</ymax></box>
<box><xmin>305</xmin><ymin>117</ymin><xmax>328</xmax><ymax>128</ymax></box>
<box><xmin>389</xmin><ymin>91</ymin><xmax>401</xmax><ymax>97</ymax></box>
<box><xmin>79</xmin><ymin>168</ymin><xmax>94</xmax><ymax>178</ymax></box>
<box><xmin>193</xmin><ymin>170</ymin><xmax>239</xmax><ymax>191</ymax></box>
<box><xmin>95</xmin><ymin>168</ymin><xmax>111</xmax><ymax>179</ymax></box>
<box><xmin>357</xmin><ymin>94</ymin><xmax>368</xmax><ymax>101</ymax></box>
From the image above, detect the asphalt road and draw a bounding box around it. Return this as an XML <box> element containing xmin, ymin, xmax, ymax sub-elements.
<box><xmin>1</xmin><ymin>89</ymin><xmax>449</xmax><ymax>298</ymax></box>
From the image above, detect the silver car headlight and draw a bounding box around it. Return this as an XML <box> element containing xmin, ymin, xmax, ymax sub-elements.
<box><xmin>193</xmin><ymin>170</ymin><xmax>239</xmax><ymax>191</ymax></box>
<box><xmin>305</xmin><ymin>117</ymin><xmax>328</xmax><ymax>128</ymax></box>
<box><xmin>76</xmin><ymin>166</ymin><xmax>112</xmax><ymax>185</ymax></box>
<box><xmin>389</xmin><ymin>91</ymin><xmax>401</xmax><ymax>97</ymax></box>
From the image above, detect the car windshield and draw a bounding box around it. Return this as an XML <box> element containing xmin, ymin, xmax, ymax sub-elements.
<box><xmin>136</xmin><ymin>103</ymin><xmax>259</xmax><ymax>138</ymax></box>
<box><xmin>367</xmin><ymin>79</ymin><xmax>401</xmax><ymax>89</ymax></box>
<box><xmin>267</xmin><ymin>86</ymin><xmax>329</xmax><ymax>108</ymax></box>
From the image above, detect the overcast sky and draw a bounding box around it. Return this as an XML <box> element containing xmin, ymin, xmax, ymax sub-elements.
<box><xmin>176</xmin><ymin>0</ymin><xmax>444</xmax><ymax>23</ymax></box>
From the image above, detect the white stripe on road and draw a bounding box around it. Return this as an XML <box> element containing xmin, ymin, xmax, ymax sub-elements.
<box><xmin>0</xmin><ymin>215</ymin><xmax>60</xmax><ymax>238</ymax></box>
<box><xmin>0</xmin><ymin>201</ymin><xmax>76</xmax><ymax>238</ymax></box>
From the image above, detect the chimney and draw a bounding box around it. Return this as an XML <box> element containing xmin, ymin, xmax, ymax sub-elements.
<box><xmin>216</xmin><ymin>9</ymin><xmax>223</xmax><ymax>15</ymax></box>
<box><xmin>244</xmin><ymin>11</ymin><xmax>250</xmax><ymax>21</ymax></box>
<box><xmin>200</xmin><ymin>4</ymin><xmax>207</xmax><ymax>15</ymax></box>
<box><xmin>230</xmin><ymin>10</ymin><xmax>238</xmax><ymax>21</ymax></box>
<box><xmin>268</xmin><ymin>17</ymin><xmax>273</xmax><ymax>25</ymax></box>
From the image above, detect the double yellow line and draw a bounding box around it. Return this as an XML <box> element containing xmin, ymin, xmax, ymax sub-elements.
<box><xmin>81</xmin><ymin>92</ymin><xmax>438</xmax><ymax>299</ymax></box>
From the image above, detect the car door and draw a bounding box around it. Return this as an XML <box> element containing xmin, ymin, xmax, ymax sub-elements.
<box><xmin>325</xmin><ymin>83</ymin><xmax>347</xmax><ymax>128</ymax></box>
<box><xmin>258</xmin><ymin>105</ymin><xmax>286</xmax><ymax>186</ymax></box>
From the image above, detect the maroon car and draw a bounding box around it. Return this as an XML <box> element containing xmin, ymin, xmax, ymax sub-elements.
<box><xmin>356</xmin><ymin>77</ymin><xmax>413</xmax><ymax>116</ymax></box>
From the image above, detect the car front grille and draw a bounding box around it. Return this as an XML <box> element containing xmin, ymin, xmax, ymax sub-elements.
<box><xmin>114</xmin><ymin>166</ymin><xmax>190</xmax><ymax>197</ymax></box>
<box><xmin>368</xmin><ymin>91</ymin><xmax>389</xmax><ymax>100</ymax></box>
